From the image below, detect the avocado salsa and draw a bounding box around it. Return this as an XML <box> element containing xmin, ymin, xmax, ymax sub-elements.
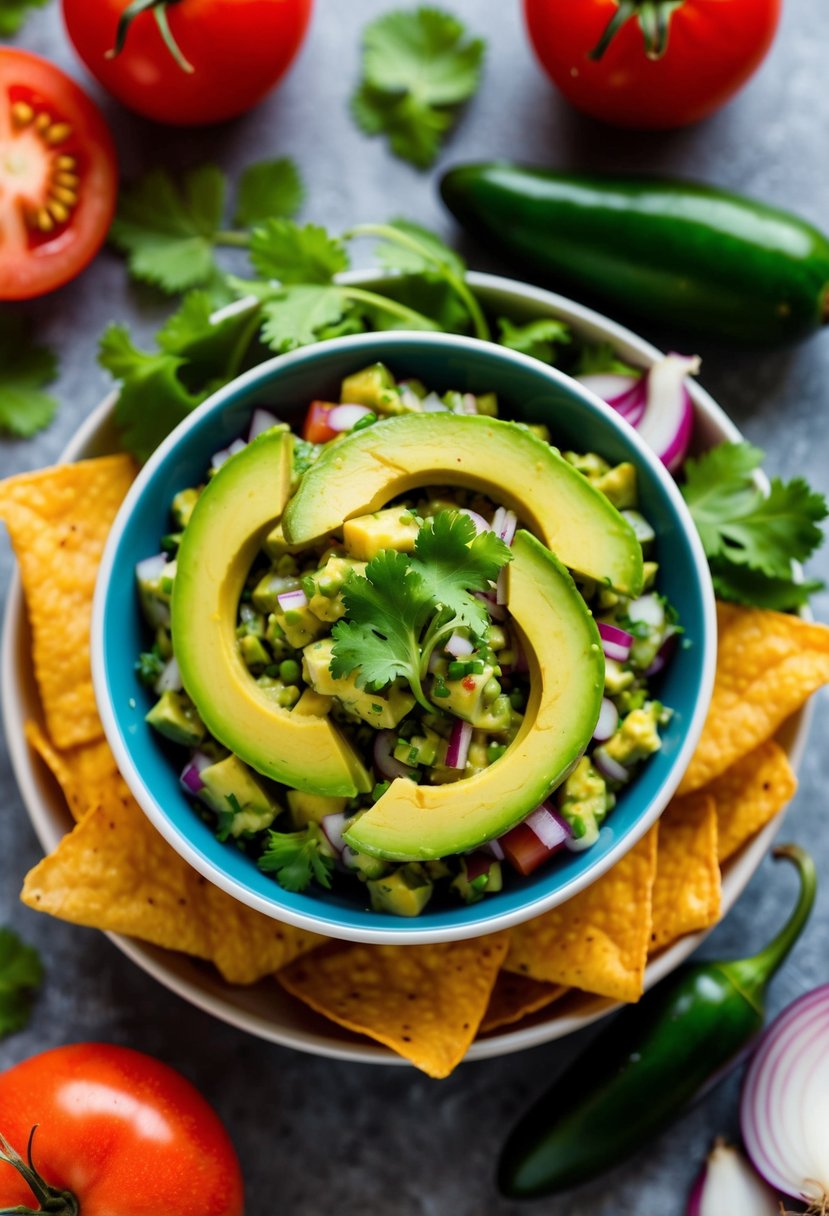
<box><xmin>135</xmin><ymin>363</ymin><xmax>678</xmax><ymax>918</ymax></box>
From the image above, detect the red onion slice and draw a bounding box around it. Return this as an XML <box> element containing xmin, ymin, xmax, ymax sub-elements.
<box><xmin>327</xmin><ymin>403</ymin><xmax>374</xmax><ymax>432</ymax></box>
<box><xmin>637</xmin><ymin>353</ymin><xmax>699</xmax><ymax>473</ymax></box>
<box><xmin>248</xmin><ymin>408</ymin><xmax>282</xmax><ymax>440</ymax></box>
<box><xmin>495</xmin><ymin>565</ymin><xmax>508</xmax><ymax>606</ymax></box>
<box><xmin>593</xmin><ymin>746</ymin><xmax>630</xmax><ymax>785</ymax></box>
<box><xmin>474</xmin><ymin>591</ymin><xmax>507</xmax><ymax>621</ymax></box>
<box><xmin>592</xmin><ymin>698</ymin><xmax>618</xmax><ymax>743</ymax></box>
<box><xmin>524</xmin><ymin>803</ymin><xmax>570</xmax><ymax>850</ymax></box>
<box><xmin>445</xmin><ymin>632</ymin><xmax>474</xmax><ymax>658</ymax></box>
<box><xmin>322</xmin><ymin>811</ymin><xmax>349</xmax><ymax>855</ymax></box>
<box><xmin>491</xmin><ymin>506</ymin><xmax>518</xmax><ymax>547</ymax></box>
<box><xmin>210</xmin><ymin>437</ymin><xmax>247</xmax><ymax>471</ymax></box>
<box><xmin>481</xmin><ymin>837</ymin><xmax>505</xmax><ymax>861</ymax></box>
<box><xmin>499</xmin><ymin>802</ymin><xmax>571</xmax><ymax>876</ymax></box>
<box><xmin>276</xmin><ymin>588</ymin><xmax>308</xmax><ymax>613</ymax></box>
<box><xmin>645</xmin><ymin>633</ymin><xmax>678</xmax><ymax>677</ymax></box>
<box><xmin>459</xmin><ymin>393</ymin><xmax>478</xmax><ymax>415</ymax></box>
<box><xmin>135</xmin><ymin>554</ymin><xmax>167</xmax><ymax>583</ymax></box>
<box><xmin>459</xmin><ymin>508</ymin><xmax>491</xmax><ymax>535</ymax></box>
<box><xmin>627</xmin><ymin>593</ymin><xmax>665</xmax><ymax>631</ymax></box>
<box><xmin>445</xmin><ymin>718</ymin><xmax>472</xmax><ymax>769</ymax></box>
<box><xmin>421</xmin><ymin>392</ymin><xmax>448</xmax><ymax>413</ymax></box>
<box><xmin>155</xmin><ymin>656</ymin><xmax>182</xmax><ymax>695</ymax></box>
<box><xmin>597</xmin><ymin>621</ymin><xmax>633</xmax><ymax>663</ymax></box>
<box><xmin>180</xmin><ymin>750</ymin><xmax>211</xmax><ymax>794</ymax></box>
<box><xmin>687</xmin><ymin>1142</ymin><xmax>779</xmax><ymax>1216</ymax></box>
<box><xmin>373</xmin><ymin>730</ymin><xmax>416</xmax><ymax>781</ymax></box>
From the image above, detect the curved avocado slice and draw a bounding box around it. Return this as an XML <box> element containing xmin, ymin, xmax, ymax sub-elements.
<box><xmin>343</xmin><ymin>530</ymin><xmax>605</xmax><ymax>861</ymax></box>
<box><xmin>171</xmin><ymin>431</ymin><xmax>371</xmax><ymax>798</ymax></box>
<box><xmin>283</xmin><ymin>414</ymin><xmax>643</xmax><ymax>596</ymax></box>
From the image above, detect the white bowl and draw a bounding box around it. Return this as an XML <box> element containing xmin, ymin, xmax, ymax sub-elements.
<box><xmin>2</xmin><ymin>271</ymin><xmax>810</xmax><ymax>1066</ymax></box>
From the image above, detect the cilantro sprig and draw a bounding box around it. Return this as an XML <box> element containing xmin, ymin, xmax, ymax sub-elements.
<box><xmin>330</xmin><ymin>511</ymin><xmax>512</xmax><ymax>710</ymax></box>
<box><xmin>0</xmin><ymin>927</ymin><xmax>43</xmax><ymax>1038</ymax></box>
<box><xmin>681</xmin><ymin>442</ymin><xmax>827</xmax><ymax>611</ymax></box>
<box><xmin>352</xmin><ymin>7</ymin><xmax>486</xmax><ymax>168</ymax></box>
<box><xmin>258</xmin><ymin>824</ymin><xmax>335</xmax><ymax>893</ymax></box>
<box><xmin>0</xmin><ymin>316</ymin><xmax>59</xmax><ymax>439</ymax></box>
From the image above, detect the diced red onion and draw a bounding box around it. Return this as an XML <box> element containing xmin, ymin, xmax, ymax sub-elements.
<box><xmin>211</xmin><ymin>437</ymin><xmax>247</xmax><ymax>471</ymax></box>
<box><xmin>421</xmin><ymin>392</ymin><xmax>448</xmax><ymax>413</ymax></box>
<box><xmin>686</xmin><ymin>1142</ymin><xmax>779</xmax><ymax>1216</ymax></box>
<box><xmin>446</xmin><ymin>632</ymin><xmax>474</xmax><ymax>658</ymax></box>
<box><xmin>577</xmin><ymin>372</ymin><xmax>647</xmax><ymax>426</ymax></box>
<box><xmin>464</xmin><ymin>852</ymin><xmax>494</xmax><ymax>882</ymax></box>
<box><xmin>597</xmin><ymin>621</ymin><xmax>633</xmax><ymax>663</ymax></box>
<box><xmin>627</xmin><ymin>594</ymin><xmax>665</xmax><ymax>630</ymax></box>
<box><xmin>248</xmin><ymin>408</ymin><xmax>282</xmax><ymax>440</ymax></box>
<box><xmin>445</xmin><ymin>718</ymin><xmax>472</xmax><ymax>769</ymax></box>
<box><xmin>373</xmin><ymin>730</ymin><xmax>416</xmax><ymax>781</ymax></box>
<box><xmin>180</xmin><ymin>751</ymin><xmax>211</xmax><ymax>795</ymax></box>
<box><xmin>154</xmin><ymin>656</ymin><xmax>182</xmax><ymax>695</ymax></box>
<box><xmin>491</xmin><ymin>506</ymin><xmax>518</xmax><ymax>547</ymax></box>
<box><xmin>741</xmin><ymin>984</ymin><xmax>829</xmax><ymax>1207</ymax></box>
<box><xmin>322</xmin><ymin>812</ymin><xmax>349</xmax><ymax>855</ymax></box>
<box><xmin>592</xmin><ymin>698</ymin><xmax>619</xmax><ymax>743</ymax></box>
<box><xmin>276</xmin><ymin>588</ymin><xmax>308</xmax><ymax>613</ymax></box>
<box><xmin>327</xmin><ymin>403</ymin><xmax>374</xmax><ymax>432</ymax></box>
<box><xmin>499</xmin><ymin>803</ymin><xmax>571</xmax><ymax>876</ymax></box>
<box><xmin>459</xmin><ymin>392</ymin><xmax>478</xmax><ymax>415</ymax></box>
<box><xmin>460</xmin><ymin>508</ymin><xmax>491</xmax><ymax>535</ymax></box>
<box><xmin>399</xmin><ymin>385</ymin><xmax>422</xmax><ymax>412</ymax></box>
<box><xmin>645</xmin><ymin>633</ymin><xmax>678</xmax><ymax>677</ymax></box>
<box><xmin>637</xmin><ymin>353</ymin><xmax>699</xmax><ymax>473</ymax></box>
<box><xmin>524</xmin><ymin>802</ymin><xmax>571</xmax><ymax>851</ymax></box>
<box><xmin>621</xmin><ymin>509</ymin><xmax>656</xmax><ymax>545</ymax></box>
<box><xmin>481</xmin><ymin>837</ymin><xmax>505</xmax><ymax>861</ymax></box>
<box><xmin>593</xmin><ymin>746</ymin><xmax>630</xmax><ymax>785</ymax></box>
<box><xmin>135</xmin><ymin>554</ymin><xmax>167</xmax><ymax>583</ymax></box>
<box><xmin>475</xmin><ymin>591</ymin><xmax>507</xmax><ymax>621</ymax></box>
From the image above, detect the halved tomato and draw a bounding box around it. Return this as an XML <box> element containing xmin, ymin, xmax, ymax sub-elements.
<box><xmin>0</xmin><ymin>49</ymin><xmax>117</xmax><ymax>300</ymax></box>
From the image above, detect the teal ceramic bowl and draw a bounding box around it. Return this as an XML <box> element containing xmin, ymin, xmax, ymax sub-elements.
<box><xmin>92</xmin><ymin>332</ymin><xmax>716</xmax><ymax>944</ymax></box>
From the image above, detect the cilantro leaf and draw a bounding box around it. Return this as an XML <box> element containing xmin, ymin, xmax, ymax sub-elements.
<box><xmin>0</xmin><ymin>0</ymin><xmax>49</xmax><ymax>34</ymax></box>
<box><xmin>0</xmin><ymin>927</ymin><xmax>43</xmax><ymax>1037</ymax></box>
<box><xmin>682</xmin><ymin>442</ymin><xmax>827</xmax><ymax>608</ymax></box>
<box><xmin>258</xmin><ymin>825</ymin><xmax>335</xmax><ymax>893</ymax></box>
<box><xmin>369</xmin><ymin>218</ymin><xmax>467</xmax><ymax>279</ymax></box>
<box><xmin>572</xmin><ymin>341</ymin><xmax>641</xmax><ymax>378</ymax></box>
<box><xmin>234</xmin><ymin>158</ymin><xmax>304</xmax><ymax>227</ymax></box>
<box><xmin>352</xmin><ymin>7</ymin><xmax>485</xmax><ymax>168</ymax></box>
<box><xmin>249</xmin><ymin>220</ymin><xmax>348</xmax><ymax>284</ymax></box>
<box><xmin>156</xmin><ymin>291</ymin><xmax>263</xmax><ymax>385</ymax></box>
<box><xmin>411</xmin><ymin>511</ymin><xmax>512</xmax><ymax>632</ymax></box>
<box><xmin>260</xmin><ymin>285</ymin><xmax>353</xmax><ymax>352</ymax></box>
<box><xmin>498</xmin><ymin>317</ymin><xmax>572</xmax><ymax>364</ymax></box>
<box><xmin>110</xmin><ymin>165</ymin><xmax>226</xmax><ymax>294</ymax></box>
<box><xmin>0</xmin><ymin>315</ymin><xmax>58</xmax><ymax>438</ymax></box>
<box><xmin>99</xmin><ymin>325</ymin><xmax>205</xmax><ymax>463</ymax></box>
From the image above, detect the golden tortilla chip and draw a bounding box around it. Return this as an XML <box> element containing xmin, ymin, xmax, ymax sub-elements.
<box><xmin>650</xmin><ymin>794</ymin><xmax>721</xmax><ymax>953</ymax></box>
<box><xmin>278</xmin><ymin>933</ymin><xmax>510</xmax><ymax>1077</ymax></box>
<box><xmin>21</xmin><ymin>779</ymin><xmax>321</xmax><ymax>983</ymax></box>
<box><xmin>479</xmin><ymin>973</ymin><xmax>567</xmax><ymax>1034</ymax></box>
<box><xmin>503</xmin><ymin>828</ymin><xmax>658</xmax><ymax>1003</ymax></box>
<box><xmin>705</xmin><ymin>739</ymin><xmax>798</xmax><ymax>863</ymax></box>
<box><xmin>679</xmin><ymin>603</ymin><xmax>829</xmax><ymax>794</ymax></box>
<box><xmin>25</xmin><ymin>720</ymin><xmax>120</xmax><ymax>822</ymax></box>
<box><xmin>0</xmin><ymin>455</ymin><xmax>136</xmax><ymax>748</ymax></box>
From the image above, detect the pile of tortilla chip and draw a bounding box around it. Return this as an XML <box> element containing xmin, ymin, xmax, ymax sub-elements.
<box><xmin>2</xmin><ymin>458</ymin><xmax>828</xmax><ymax>1079</ymax></box>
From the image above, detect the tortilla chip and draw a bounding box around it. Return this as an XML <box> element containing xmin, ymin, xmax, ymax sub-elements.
<box><xmin>0</xmin><ymin>456</ymin><xmax>136</xmax><ymax>748</ymax></box>
<box><xmin>503</xmin><ymin>827</ymin><xmax>658</xmax><ymax>1003</ymax></box>
<box><xmin>25</xmin><ymin>720</ymin><xmax>120</xmax><ymax>823</ymax></box>
<box><xmin>650</xmin><ymin>794</ymin><xmax>721</xmax><ymax>952</ymax></box>
<box><xmin>704</xmin><ymin>739</ymin><xmax>798</xmax><ymax>863</ymax></box>
<box><xmin>21</xmin><ymin>779</ymin><xmax>321</xmax><ymax>983</ymax></box>
<box><xmin>278</xmin><ymin>933</ymin><xmax>510</xmax><ymax>1077</ymax></box>
<box><xmin>479</xmin><ymin>973</ymin><xmax>567</xmax><ymax>1034</ymax></box>
<box><xmin>679</xmin><ymin>603</ymin><xmax>829</xmax><ymax>794</ymax></box>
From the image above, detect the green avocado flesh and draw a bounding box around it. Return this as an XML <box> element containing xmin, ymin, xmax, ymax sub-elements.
<box><xmin>282</xmin><ymin>414</ymin><xmax>643</xmax><ymax>596</ymax></box>
<box><xmin>343</xmin><ymin>530</ymin><xmax>605</xmax><ymax>861</ymax></box>
<box><xmin>171</xmin><ymin>430</ymin><xmax>371</xmax><ymax>798</ymax></box>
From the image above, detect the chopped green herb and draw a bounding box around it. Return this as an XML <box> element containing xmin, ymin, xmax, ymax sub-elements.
<box><xmin>135</xmin><ymin>648</ymin><xmax>165</xmax><ymax>687</ymax></box>
<box><xmin>0</xmin><ymin>316</ymin><xmax>59</xmax><ymax>439</ymax></box>
<box><xmin>498</xmin><ymin>317</ymin><xmax>571</xmax><ymax>364</ymax></box>
<box><xmin>258</xmin><ymin>824</ymin><xmax>335</xmax><ymax>893</ymax></box>
<box><xmin>0</xmin><ymin>927</ymin><xmax>43</xmax><ymax>1038</ymax></box>
<box><xmin>234</xmin><ymin>158</ymin><xmax>304</xmax><ymax>228</ymax></box>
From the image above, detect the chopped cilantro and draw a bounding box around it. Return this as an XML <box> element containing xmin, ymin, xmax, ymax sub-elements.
<box><xmin>135</xmin><ymin>647</ymin><xmax>165</xmax><ymax>687</ymax></box>
<box><xmin>351</xmin><ymin>7</ymin><xmax>486</xmax><ymax>168</ymax></box>
<box><xmin>214</xmin><ymin>793</ymin><xmax>243</xmax><ymax>843</ymax></box>
<box><xmin>330</xmin><ymin>511</ymin><xmax>511</xmax><ymax>710</ymax></box>
<box><xmin>258</xmin><ymin>824</ymin><xmax>335</xmax><ymax>893</ymax></box>
<box><xmin>249</xmin><ymin>220</ymin><xmax>348</xmax><ymax>284</ymax></box>
<box><xmin>497</xmin><ymin>317</ymin><xmax>571</xmax><ymax>364</ymax></box>
<box><xmin>681</xmin><ymin>442</ymin><xmax>827</xmax><ymax>611</ymax></box>
<box><xmin>0</xmin><ymin>316</ymin><xmax>59</xmax><ymax>438</ymax></box>
<box><xmin>572</xmin><ymin>341</ymin><xmax>641</xmax><ymax>378</ymax></box>
<box><xmin>372</xmin><ymin>780</ymin><xmax>391</xmax><ymax>801</ymax></box>
<box><xmin>234</xmin><ymin>158</ymin><xmax>304</xmax><ymax>228</ymax></box>
<box><xmin>0</xmin><ymin>927</ymin><xmax>43</xmax><ymax>1038</ymax></box>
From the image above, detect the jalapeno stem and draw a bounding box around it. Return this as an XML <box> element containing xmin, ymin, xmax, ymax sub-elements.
<box><xmin>724</xmin><ymin>844</ymin><xmax>817</xmax><ymax>1010</ymax></box>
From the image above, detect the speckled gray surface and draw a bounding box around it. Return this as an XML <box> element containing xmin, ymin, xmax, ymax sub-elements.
<box><xmin>1</xmin><ymin>2</ymin><xmax>828</xmax><ymax>1212</ymax></box>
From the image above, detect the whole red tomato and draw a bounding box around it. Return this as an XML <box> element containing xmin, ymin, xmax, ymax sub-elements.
<box><xmin>62</xmin><ymin>0</ymin><xmax>313</xmax><ymax>126</ymax></box>
<box><xmin>0</xmin><ymin>1044</ymin><xmax>243</xmax><ymax>1215</ymax></box>
<box><xmin>523</xmin><ymin>0</ymin><xmax>781</xmax><ymax>129</ymax></box>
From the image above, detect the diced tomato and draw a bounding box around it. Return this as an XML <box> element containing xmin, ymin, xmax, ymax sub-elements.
<box><xmin>303</xmin><ymin>401</ymin><xmax>338</xmax><ymax>444</ymax></box>
<box><xmin>500</xmin><ymin>819</ymin><xmax>566</xmax><ymax>877</ymax></box>
<box><xmin>462</xmin><ymin>676</ymin><xmax>477</xmax><ymax>691</ymax></box>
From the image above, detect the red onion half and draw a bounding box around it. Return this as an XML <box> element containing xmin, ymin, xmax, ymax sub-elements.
<box><xmin>741</xmin><ymin>984</ymin><xmax>829</xmax><ymax>1208</ymax></box>
<box><xmin>687</xmin><ymin>1141</ymin><xmax>779</xmax><ymax>1216</ymax></box>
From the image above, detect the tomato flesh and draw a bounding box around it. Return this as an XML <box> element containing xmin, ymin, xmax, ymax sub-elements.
<box><xmin>501</xmin><ymin>821</ymin><xmax>564</xmax><ymax>877</ymax></box>
<box><xmin>62</xmin><ymin>0</ymin><xmax>313</xmax><ymax>127</ymax></box>
<box><xmin>0</xmin><ymin>1044</ymin><xmax>243</xmax><ymax>1216</ymax></box>
<box><xmin>0</xmin><ymin>50</ymin><xmax>117</xmax><ymax>300</ymax></box>
<box><xmin>303</xmin><ymin>400</ymin><xmax>338</xmax><ymax>444</ymax></box>
<box><xmin>523</xmin><ymin>0</ymin><xmax>782</xmax><ymax>130</ymax></box>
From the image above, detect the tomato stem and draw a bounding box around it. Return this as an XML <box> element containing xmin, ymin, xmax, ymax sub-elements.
<box><xmin>107</xmin><ymin>0</ymin><xmax>194</xmax><ymax>76</ymax></box>
<box><xmin>0</xmin><ymin>1128</ymin><xmax>79</xmax><ymax>1216</ymax></box>
<box><xmin>589</xmin><ymin>0</ymin><xmax>685</xmax><ymax>61</ymax></box>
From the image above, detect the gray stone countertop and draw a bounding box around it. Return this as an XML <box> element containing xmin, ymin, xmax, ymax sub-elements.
<box><xmin>1</xmin><ymin>2</ymin><xmax>827</xmax><ymax>1212</ymax></box>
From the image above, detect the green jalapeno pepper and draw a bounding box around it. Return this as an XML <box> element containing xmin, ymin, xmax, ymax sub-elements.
<box><xmin>498</xmin><ymin>844</ymin><xmax>816</xmax><ymax>1199</ymax></box>
<box><xmin>440</xmin><ymin>163</ymin><xmax>829</xmax><ymax>346</ymax></box>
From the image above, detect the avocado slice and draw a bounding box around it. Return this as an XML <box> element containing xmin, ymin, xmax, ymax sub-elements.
<box><xmin>343</xmin><ymin>530</ymin><xmax>604</xmax><ymax>861</ymax></box>
<box><xmin>171</xmin><ymin>430</ymin><xmax>371</xmax><ymax>798</ymax></box>
<box><xmin>282</xmin><ymin>414</ymin><xmax>643</xmax><ymax>596</ymax></box>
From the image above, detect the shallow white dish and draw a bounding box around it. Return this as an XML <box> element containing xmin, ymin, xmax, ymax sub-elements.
<box><xmin>2</xmin><ymin>271</ymin><xmax>810</xmax><ymax>1066</ymax></box>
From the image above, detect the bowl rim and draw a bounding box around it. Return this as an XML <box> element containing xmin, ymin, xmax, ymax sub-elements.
<box><xmin>90</xmin><ymin>326</ymin><xmax>717</xmax><ymax>945</ymax></box>
<box><xmin>4</xmin><ymin>269</ymin><xmax>808</xmax><ymax>1065</ymax></box>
